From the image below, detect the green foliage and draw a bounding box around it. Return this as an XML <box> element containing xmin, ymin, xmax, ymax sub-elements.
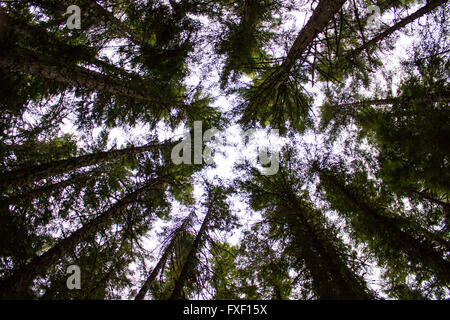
<box><xmin>237</xmin><ymin>150</ymin><xmax>374</xmax><ymax>299</ymax></box>
<box><xmin>215</xmin><ymin>0</ymin><xmax>285</xmax><ymax>87</ymax></box>
<box><xmin>0</xmin><ymin>0</ymin><xmax>449</xmax><ymax>300</ymax></box>
<box><xmin>237</xmin><ymin>71</ymin><xmax>314</xmax><ymax>135</ymax></box>
<box><xmin>314</xmin><ymin>160</ymin><xmax>449</xmax><ymax>298</ymax></box>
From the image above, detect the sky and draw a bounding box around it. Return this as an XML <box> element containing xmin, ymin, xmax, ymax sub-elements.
<box><xmin>44</xmin><ymin>1</ymin><xmax>435</xmax><ymax>298</ymax></box>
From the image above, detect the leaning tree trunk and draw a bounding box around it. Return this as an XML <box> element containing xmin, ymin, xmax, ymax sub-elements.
<box><xmin>320</xmin><ymin>169</ymin><xmax>450</xmax><ymax>285</ymax></box>
<box><xmin>0</xmin><ymin>180</ymin><xmax>159</xmax><ymax>299</ymax></box>
<box><xmin>261</xmin><ymin>0</ymin><xmax>347</xmax><ymax>89</ymax></box>
<box><xmin>247</xmin><ymin>0</ymin><xmax>347</xmax><ymax>110</ymax></box>
<box><xmin>0</xmin><ymin>45</ymin><xmax>166</xmax><ymax>104</ymax></box>
<box><xmin>326</xmin><ymin>91</ymin><xmax>450</xmax><ymax>110</ymax></box>
<box><xmin>0</xmin><ymin>166</ymin><xmax>104</xmax><ymax>208</ymax></box>
<box><xmin>169</xmin><ymin>209</ymin><xmax>213</xmax><ymax>300</ymax></box>
<box><xmin>135</xmin><ymin>212</ymin><xmax>195</xmax><ymax>300</ymax></box>
<box><xmin>286</xmin><ymin>206</ymin><xmax>373</xmax><ymax>299</ymax></box>
<box><xmin>0</xmin><ymin>9</ymin><xmax>136</xmax><ymax>79</ymax></box>
<box><xmin>351</xmin><ymin>0</ymin><xmax>448</xmax><ymax>57</ymax></box>
<box><xmin>0</xmin><ymin>141</ymin><xmax>169</xmax><ymax>191</ymax></box>
<box><xmin>280</xmin><ymin>0</ymin><xmax>347</xmax><ymax>74</ymax></box>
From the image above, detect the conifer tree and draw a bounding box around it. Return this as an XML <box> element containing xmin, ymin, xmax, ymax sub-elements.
<box><xmin>0</xmin><ymin>0</ymin><xmax>449</xmax><ymax>300</ymax></box>
<box><xmin>238</xmin><ymin>153</ymin><xmax>374</xmax><ymax>299</ymax></box>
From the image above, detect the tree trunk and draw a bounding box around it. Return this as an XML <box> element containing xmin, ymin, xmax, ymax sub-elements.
<box><xmin>319</xmin><ymin>169</ymin><xmax>450</xmax><ymax>284</ymax></box>
<box><xmin>0</xmin><ymin>142</ymin><xmax>168</xmax><ymax>190</ymax></box>
<box><xmin>0</xmin><ymin>45</ymin><xmax>166</xmax><ymax>104</ymax></box>
<box><xmin>280</xmin><ymin>0</ymin><xmax>347</xmax><ymax>74</ymax></box>
<box><xmin>352</xmin><ymin>0</ymin><xmax>448</xmax><ymax>57</ymax></box>
<box><xmin>328</xmin><ymin>91</ymin><xmax>450</xmax><ymax>110</ymax></box>
<box><xmin>0</xmin><ymin>180</ymin><xmax>159</xmax><ymax>299</ymax></box>
<box><xmin>0</xmin><ymin>9</ymin><xmax>136</xmax><ymax>79</ymax></box>
<box><xmin>135</xmin><ymin>212</ymin><xmax>194</xmax><ymax>300</ymax></box>
<box><xmin>169</xmin><ymin>209</ymin><xmax>213</xmax><ymax>300</ymax></box>
<box><xmin>249</xmin><ymin>0</ymin><xmax>347</xmax><ymax>105</ymax></box>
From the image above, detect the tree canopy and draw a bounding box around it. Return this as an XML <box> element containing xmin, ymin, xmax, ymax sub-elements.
<box><xmin>0</xmin><ymin>0</ymin><xmax>448</xmax><ymax>300</ymax></box>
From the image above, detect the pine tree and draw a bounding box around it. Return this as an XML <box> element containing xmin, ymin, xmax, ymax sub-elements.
<box><xmin>135</xmin><ymin>211</ymin><xmax>195</xmax><ymax>300</ymax></box>
<box><xmin>0</xmin><ymin>0</ymin><xmax>449</xmax><ymax>300</ymax></box>
<box><xmin>169</xmin><ymin>184</ymin><xmax>233</xmax><ymax>300</ymax></box>
<box><xmin>0</xmin><ymin>140</ymin><xmax>174</xmax><ymax>190</ymax></box>
<box><xmin>238</xmin><ymin>153</ymin><xmax>374</xmax><ymax>299</ymax></box>
<box><xmin>236</xmin><ymin>0</ymin><xmax>347</xmax><ymax>133</ymax></box>
<box><xmin>313</xmin><ymin>161</ymin><xmax>450</xmax><ymax>295</ymax></box>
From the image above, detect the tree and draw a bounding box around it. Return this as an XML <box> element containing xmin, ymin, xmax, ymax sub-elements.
<box><xmin>135</xmin><ymin>211</ymin><xmax>195</xmax><ymax>300</ymax></box>
<box><xmin>0</xmin><ymin>154</ymin><xmax>198</xmax><ymax>299</ymax></box>
<box><xmin>0</xmin><ymin>140</ymin><xmax>175</xmax><ymax>190</ymax></box>
<box><xmin>169</xmin><ymin>184</ymin><xmax>234</xmax><ymax>300</ymax></box>
<box><xmin>1</xmin><ymin>0</ymin><xmax>449</xmax><ymax>300</ymax></box>
<box><xmin>313</xmin><ymin>161</ymin><xmax>450</xmax><ymax>297</ymax></box>
<box><xmin>351</xmin><ymin>0</ymin><xmax>448</xmax><ymax>58</ymax></box>
<box><xmin>235</xmin><ymin>0</ymin><xmax>347</xmax><ymax>133</ymax></box>
<box><xmin>238</xmin><ymin>152</ymin><xmax>374</xmax><ymax>299</ymax></box>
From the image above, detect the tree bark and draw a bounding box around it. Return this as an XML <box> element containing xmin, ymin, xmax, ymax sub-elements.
<box><xmin>280</xmin><ymin>0</ymin><xmax>347</xmax><ymax>74</ymax></box>
<box><xmin>169</xmin><ymin>209</ymin><xmax>213</xmax><ymax>300</ymax></box>
<box><xmin>248</xmin><ymin>0</ymin><xmax>347</xmax><ymax>107</ymax></box>
<box><xmin>135</xmin><ymin>212</ymin><xmax>195</xmax><ymax>300</ymax></box>
<box><xmin>0</xmin><ymin>45</ymin><xmax>165</xmax><ymax>104</ymax></box>
<box><xmin>0</xmin><ymin>180</ymin><xmax>159</xmax><ymax>299</ymax></box>
<box><xmin>352</xmin><ymin>0</ymin><xmax>448</xmax><ymax>57</ymax></box>
<box><xmin>328</xmin><ymin>91</ymin><xmax>450</xmax><ymax>110</ymax></box>
<box><xmin>0</xmin><ymin>142</ymin><xmax>169</xmax><ymax>191</ymax></box>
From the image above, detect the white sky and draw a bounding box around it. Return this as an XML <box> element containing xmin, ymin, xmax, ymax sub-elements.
<box><xmin>47</xmin><ymin>1</ymin><xmax>443</xmax><ymax>298</ymax></box>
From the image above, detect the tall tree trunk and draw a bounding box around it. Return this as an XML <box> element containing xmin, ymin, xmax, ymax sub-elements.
<box><xmin>352</xmin><ymin>0</ymin><xmax>448</xmax><ymax>57</ymax></box>
<box><xmin>327</xmin><ymin>91</ymin><xmax>450</xmax><ymax>110</ymax></box>
<box><xmin>248</xmin><ymin>0</ymin><xmax>347</xmax><ymax>107</ymax></box>
<box><xmin>0</xmin><ymin>142</ymin><xmax>169</xmax><ymax>190</ymax></box>
<box><xmin>0</xmin><ymin>9</ymin><xmax>136</xmax><ymax>79</ymax></box>
<box><xmin>169</xmin><ymin>209</ymin><xmax>213</xmax><ymax>300</ymax></box>
<box><xmin>0</xmin><ymin>46</ymin><xmax>166</xmax><ymax>104</ymax></box>
<box><xmin>0</xmin><ymin>166</ymin><xmax>103</xmax><ymax>208</ymax></box>
<box><xmin>319</xmin><ymin>169</ymin><xmax>450</xmax><ymax>284</ymax></box>
<box><xmin>0</xmin><ymin>180</ymin><xmax>159</xmax><ymax>299</ymax></box>
<box><xmin>280</xmin><ymin>0</ymin><xmax>347</xmax><ymax>73</ymax></box>
<box><xmin>135</xmin><ymin>212</ymin><xmax>195</xmax><ymax>300</ymax></box>
<box><xmin>287</xmin><ymin>206</ymin><xmax>372</xmax><ymax>299</ymax></box>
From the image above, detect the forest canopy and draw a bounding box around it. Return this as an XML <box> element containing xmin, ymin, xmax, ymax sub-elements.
<box><xmin>0</xmin><ymin>0</ymin><xmax>449</xmax><ymax>300</ymax></box>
